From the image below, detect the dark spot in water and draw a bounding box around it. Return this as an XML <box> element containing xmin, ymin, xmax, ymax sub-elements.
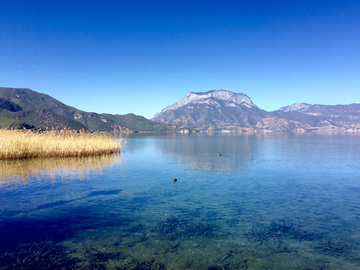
<box><xmin>245</xmin><ymin>229</ymin><xmax>270</xmax><ymax>245</ymax></box>
<box><xmin>268</xmin><ymin>221</ymin><xmax>293</xmax><ymax>235</ymax></box>
<box><xmin>207</xmin><ymin>266</ymin><xmax>222</xmax><ymax>270</ymax></box>
<box><xmin>125</xmin><ymin>224</ymin><xmax>147</xmax><ymax>236</ymax></box>
<box><xmin>119</xmin><ymin>258</ymin><xmax>167</xmax><ymax>270</ymax></box>
<box><xmin>294</xmin><ymin>230</ymin><xmax>323</xmax><ymax>242</ymax></box>
<box><xmin>37</xmin><ymin>200</ymin><xmax>72</xmax><ymax>209</ymax></box>
<box><xmin>226</xmin><ymin>218</ymin><xmax>240</xmax><ymax>227</ymax></box>
<box><xmin>87</xmin><ymin>189</ymin><xmax>122</xmax><ymax>197</ymax></box>
<box><xmin>129</xmin><ymin>196</ymin><xmax>150</xmax><ymax>205</ymax></box>
<box><xmin>35</xmin><ymin>190</ymin><xmax>122</xmax><ymax>210</ymax></box>
<box><xmin>113</xmin><ymin>239</ymin><xmax>123</xmax><ymax>246</ymax></box>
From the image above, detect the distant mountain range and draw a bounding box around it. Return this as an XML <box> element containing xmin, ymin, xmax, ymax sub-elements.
<box><xmin>0</xmin><ymin>87</ymin><xmax>186</xmax><ymax>133</ymax></box>
<box><xmin>152</xmin><ymin>90</ymin><xmax>360</xmax><ymax>132</ymax></box>
<box><xmin>2</xmin><ymin>88</ymin><xmax>359</xmax><ymax>133</ymax></box>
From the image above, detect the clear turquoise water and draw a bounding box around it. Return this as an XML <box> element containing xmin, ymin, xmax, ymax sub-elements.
<box><xmin>1</xmin><ymin>133</ymin><xmax>360</xmax><ymax>269</ymax></box>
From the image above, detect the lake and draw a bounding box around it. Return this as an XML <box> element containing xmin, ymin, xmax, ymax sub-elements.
<box><xmin>1</xmin><ymin>133</ymin><xmax>360</xmax><ymax>269</ymax></box>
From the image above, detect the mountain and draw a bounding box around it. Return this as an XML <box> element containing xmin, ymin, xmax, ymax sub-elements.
<box><xmin>0</xmin><ymin>87</ymin><xmax>186</xmax><ymax>133</ymax></box>
<box><xmin>152</xmin><ymin>90</ymin><xmax>270</xmax><ymax>129</ymax></box>
<box><xmin>152</xmin><ymin>90</ymin><xmax>360</xmax><ymax>132</ymax></box>
<box><xmin>0</xmin><ymin>117</ymin><xmax>34</xmax><ymax>129</ymax></box>
<box><xmin>279</xmin><ymin>103</ymin><xmax>360</xmax><ymax>122</ymax></box>
<box><xmin>158</xmin><ymin>90</ymin><xmax>257</xmax><ymax>113</ymax></box>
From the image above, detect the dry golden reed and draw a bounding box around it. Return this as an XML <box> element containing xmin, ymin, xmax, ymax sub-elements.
<box><xmin>0</xmin><ymin>129</ymin><xmax>122</xmax><ymax>160</ymax></box>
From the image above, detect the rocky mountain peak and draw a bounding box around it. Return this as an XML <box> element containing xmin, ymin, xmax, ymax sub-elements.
<box><xmin>279</xmin><ymin>103</ymin><xmax>311</xmax><ymax>112</ymax></box>
<box><xmin>152</xmin><ymin>90</ymin><xmax>360</xmax><ymax>132</ymax></box>
<box><xmin>157</xmin><ymin>90</ymin><xmax>256</xmax><ymax>115</ymax></box>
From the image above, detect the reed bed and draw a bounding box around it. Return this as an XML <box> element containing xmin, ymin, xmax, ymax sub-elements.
<box><xmin>0</xmin><ymin>129</ymin><xmax>122</xmax><ymax>160</ymax></box>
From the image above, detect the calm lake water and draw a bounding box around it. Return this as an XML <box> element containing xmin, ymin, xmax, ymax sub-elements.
<box><xmin>1</xmin><ymin>133</ymin><xmax>360</xmax><ymax>269</ymax></box>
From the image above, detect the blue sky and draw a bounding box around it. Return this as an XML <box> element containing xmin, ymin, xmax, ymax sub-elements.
<box><xmin>1</xmin><ymin>0</ymin><xmax>359</xmax><ymax>119</ymax></box>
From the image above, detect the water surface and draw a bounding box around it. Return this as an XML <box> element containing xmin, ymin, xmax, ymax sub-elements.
<box><xmin>1</xmin><ymin>133</ymin><xmax>360</xmax><ymax>269</ymax></box>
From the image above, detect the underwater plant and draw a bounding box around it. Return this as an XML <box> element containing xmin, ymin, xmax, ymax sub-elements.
<box><xmin>245</xmin><ymin>220</ymin><xmax>324</xmax><ymax>246</ymax></box>
<box><xmin>315</xmin><ymin>240</ymin><xmax>350</xmax><ymax>258</ymax></box>
<box><xmin>156</xmin><ymin>217</ymin><xmax>217</xmax><ymax>239</ymax></box>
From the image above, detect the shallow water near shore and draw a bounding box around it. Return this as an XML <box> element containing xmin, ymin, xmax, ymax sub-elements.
<box><xmin>1</xmin><ymin>133</ymin><xmax>360</xmax><ymax>269</ymax></box>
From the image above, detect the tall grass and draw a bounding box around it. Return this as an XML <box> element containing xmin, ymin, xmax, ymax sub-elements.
<box><xmin>0</xmin><ymin>129</ymin><xmax>121</xmax><ymax>160</ymax></box>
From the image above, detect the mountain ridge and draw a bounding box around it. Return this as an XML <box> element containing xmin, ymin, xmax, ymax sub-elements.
<box><xmin>0</xmin><ymin>87</ymin><xmax>188</xmax><ymax>133</ymax></box>
<box><xmin>2</xmin><ymin>87</ymin><xmax>359</xmax><ymax>133</ymax></box>
<box><xmin>152</xmin><ymin>90</ymin><xmax>360</xmax><ymax>132</ymax></box>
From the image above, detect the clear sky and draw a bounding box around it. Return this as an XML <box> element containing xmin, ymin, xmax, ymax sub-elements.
<box><xmin>1</xmin><ymin>0</ymin><xmax>359</xmax><ymax>119</ymax></box>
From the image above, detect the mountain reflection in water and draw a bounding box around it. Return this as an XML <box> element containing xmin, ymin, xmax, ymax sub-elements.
<box><xmin>0</xmin><ymin>153</ymin><xmax>122</xmax><ymax>188</ymax></box>
<box><xmin>153</xmin><ymin>133</ymin><xmax>277</xmax><ymax>172</ymax></box>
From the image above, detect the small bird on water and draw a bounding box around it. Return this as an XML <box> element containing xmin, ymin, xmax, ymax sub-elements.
<box><xmin>174</xmin><ymin>178</ymin><xmax>177</xmax><ymax>183</ymax></box>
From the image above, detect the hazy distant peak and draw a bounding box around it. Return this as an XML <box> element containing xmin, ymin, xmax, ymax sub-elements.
<box><xmin>159</xmin><ymin>90</ymin><xmax>256</xmax><ymax>114</ymax></box>
<box><xmin>279</xmin><ymin>103</ymin><xmax>311</xmax><ymax>112</ymax></box>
